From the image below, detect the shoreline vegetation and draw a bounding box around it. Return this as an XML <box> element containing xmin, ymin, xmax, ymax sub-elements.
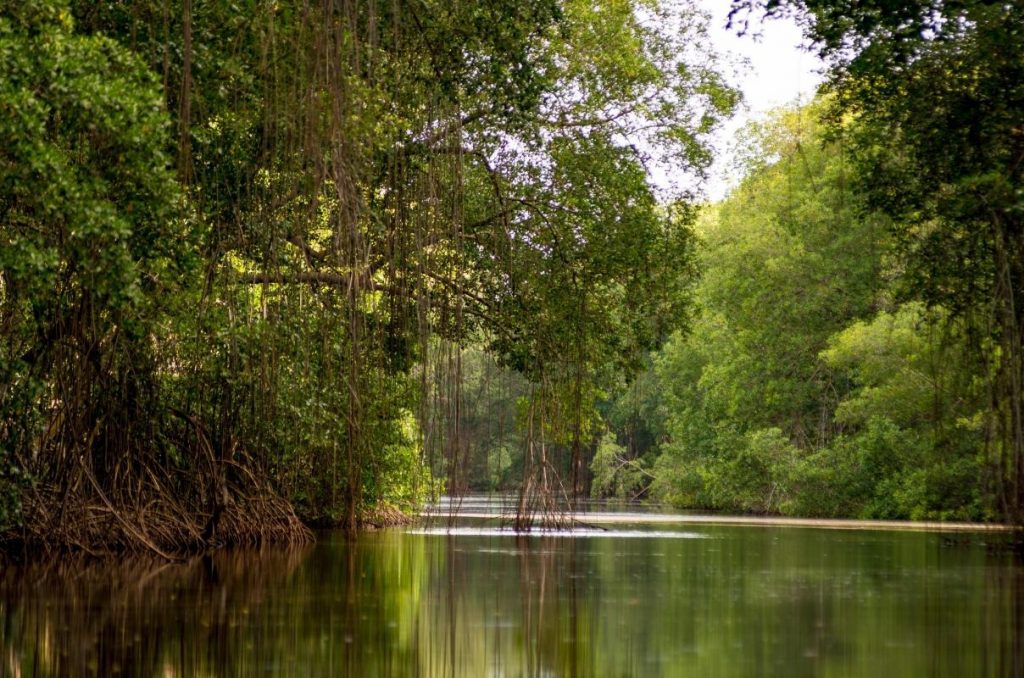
<box><xmin>2</xmin><ymin>0</ymin><xmax>1022</xmax><ymax>559</ymax></box>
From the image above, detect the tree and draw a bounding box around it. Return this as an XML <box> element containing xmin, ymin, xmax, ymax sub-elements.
<box><xmin>0</xmin><ymin>1</ymin><xmax>211</xmax><ymax>548</ymax></box>
<box><xmin>729</xmin><ymin>0</ymin><xmax>1024</xmax><ymax>523</ymax></box>
<box><xmin>811</xmin><ymin>303</ymin><xmax>987</xmax><ymax>520</ymax></box>
<box><xmin>650</xmin><ymin>103</ymin><xmax>887</xmax><ymax>513</ymax></box>
<box><xmin>645</xmin><ymin>100</ymin><xmax>994</xmax><ymax>520</ymax></box>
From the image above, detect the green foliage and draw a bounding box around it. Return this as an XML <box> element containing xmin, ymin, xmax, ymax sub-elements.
<box><xmin>589</xmin><ymin>430</ymin><xmax>651</xmax><ymax>500</ymax></box>
<box><xmin>730</xmin><ymin>0</ymin><xmax>1024</xmax><ymax>523</ymax></box>
<box><xmin>649</xmin><ymin>105</ymin><xmax>880</xmax><ymax>509</ymax></box>
<box><xmin>0</xmin><ymin>0</ymin><xmax>190</xmax><ymax>533</ymax></box>
<box><xmin>727</xmin><ymin>428</ymin><xmax>798</xmax><ymax>514</ymax></box>
<box><xmin>444</xmin><ymin>346</ymin><xmax>529</xmax><ymax>492</ymax></box>
<box><xmin>646</xmin><ymin>102</ymin><xmax>990</xmax><ymax>521</ymax></box>
<box><xmin>0</xmin><ymin>0</ymin><xmax>187</xmax><ymax>321</ymax></box>
<box><xmin>419</xmin><ymin>0</ymin><xmax>736</xmax><ymax>503</ymax></box>
<box><xmin>812</xmin><ymin>305</ymin><xmax>987</xmax><ymax>520</ymax></box>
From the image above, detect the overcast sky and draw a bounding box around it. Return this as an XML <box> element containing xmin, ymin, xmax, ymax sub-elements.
<box><xmin>695</xmin><ymin>1</ymin><xmax>824</xmax><ymax>200</ymax></box>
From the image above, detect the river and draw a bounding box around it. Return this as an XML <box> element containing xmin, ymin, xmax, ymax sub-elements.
<box><xmin>1</xmin><ymin>498</ymin><xmax>1021</xmax><ymax>676</ymax></box>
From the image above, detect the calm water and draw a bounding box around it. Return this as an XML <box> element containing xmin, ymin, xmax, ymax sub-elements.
<box><xmin>1</xmin><ymin>508</ymin><xmax>1021</xmax><ymax>676</ymax></box>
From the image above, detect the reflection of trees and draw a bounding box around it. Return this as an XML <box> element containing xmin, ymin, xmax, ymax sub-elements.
<box><xmin>1</xmin><ymin>531</ymin><xmax>1020</xmax><ymax>676</ymax></box>
<box><xmin>415</xmin><ymin>530</ymin><xmax>1024</xmax><ymax>677</ymax></box>
<box><xmin>414</xmin><ymin>535</ymin><xmax>595</xmax><ymax>677</ymax></box>
<box><xmin>983</xmin><ymin>550</ymin><xmax>1023</xmax><ymax>677</ymax></box>
<box><xmin>0</xmin><ymin>547</ymin><xmax>309</xmax><ymax>675</ymax></box>
<box><xmin>0</xmin><ymin>533</ymin><xmax>429</xmax><ymax>676</ymax></box>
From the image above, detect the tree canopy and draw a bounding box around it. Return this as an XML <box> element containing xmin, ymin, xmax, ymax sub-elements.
<box><xmin>0</xmin><ymin>0</ymin><xmax>737</xmax><ymax>552</ymax></box>
<box><xmin>730</xmin><ymin>0</ymin><xmax>1023</xmax><ymax>524</ymax></box>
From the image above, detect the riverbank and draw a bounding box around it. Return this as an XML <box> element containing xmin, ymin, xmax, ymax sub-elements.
<box><xmin>423</xmin><ymin>509</ymin><xmax>1018</xmax><ymax>533</ymax></box>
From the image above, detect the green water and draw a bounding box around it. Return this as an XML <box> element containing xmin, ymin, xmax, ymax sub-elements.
<box><xmin>1</xmin><ymin>521</ymin><xmax>1021</xmax><ymax>676</ymax></box>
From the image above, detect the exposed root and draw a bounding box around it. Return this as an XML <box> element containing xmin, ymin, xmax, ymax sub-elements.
<box><xmin>509</xmin><ymin>458</ymin><xmax>576</xmax><ymax>533</ymax></box>
<box><xmin>5</xmin><ymin>411</ymin><xmax>312</xmax><ymax>558</ymax></box>
<box><xmin>11</xmin><ymin>469</ymin><xmax>311</xmax><ymax>559</ymax></box>
<box><xmin>360</xmin><ymin>504</ymin><xmax>413</xmax><ymax>529</ymax></box>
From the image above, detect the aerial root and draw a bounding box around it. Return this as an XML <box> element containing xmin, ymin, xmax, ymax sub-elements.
<box><xmin>10</xmin><ymin>453</ymin><xmax>311</xmax><ymax>559</ymax></box>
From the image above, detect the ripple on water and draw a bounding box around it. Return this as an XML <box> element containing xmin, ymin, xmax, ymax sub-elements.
<box><xmin>406</xmin><ymin>526</ymin><xmax>710</xmax><ymax>539</ymax></box>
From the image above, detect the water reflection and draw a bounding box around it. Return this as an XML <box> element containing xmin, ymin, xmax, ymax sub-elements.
<box><xmin>1</xmin><ymin>525</ymin><xmax>1021</xmax><ymax>676</ymax></box>
<box><xmin>1</xmin><ymin>547</ymin><xmax>312</xmax><ymax>675</ymax></box>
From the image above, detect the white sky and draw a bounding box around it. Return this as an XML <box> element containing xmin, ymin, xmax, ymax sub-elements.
<box><xmin>695</xmin><ymin>0</ymin><xmax>824</xmax><ymax>200</ymax></box>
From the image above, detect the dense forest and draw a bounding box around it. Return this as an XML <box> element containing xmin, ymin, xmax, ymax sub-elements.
<box><xmin>0</xmin><ymin>0</ymin><xmax>1021</xmax><ymax>556</ymax></box>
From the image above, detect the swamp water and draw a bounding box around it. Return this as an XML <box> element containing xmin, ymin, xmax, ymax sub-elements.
<box><xmin>1</xmin><ymin>504</ymin><xmax>1021</xmax><ymax>676</ymax></box>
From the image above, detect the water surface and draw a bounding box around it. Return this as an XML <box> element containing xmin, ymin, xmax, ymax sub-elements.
<box><xmin>1</xmin><ymin>506</ymin><xmax>1021</xmax><ymax>676</ymax></box>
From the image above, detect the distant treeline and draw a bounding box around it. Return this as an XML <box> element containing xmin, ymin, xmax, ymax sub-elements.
<box><xmin>466</xmin><ymin>1</ymin><xmax>1024</xmax><ymax>525</ymax></box>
